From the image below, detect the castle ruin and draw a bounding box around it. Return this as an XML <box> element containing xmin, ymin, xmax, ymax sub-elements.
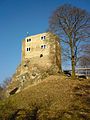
<box><xmin>6</xmin><ymin>32</ymin><xmax>61</xmax><ymax>96</ymax></box>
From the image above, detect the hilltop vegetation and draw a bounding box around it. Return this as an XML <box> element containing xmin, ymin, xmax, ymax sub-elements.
<box><xmin>0</xmin><ymin>75</ymin><xmax>90</xmax><ymax>120</ymax></box>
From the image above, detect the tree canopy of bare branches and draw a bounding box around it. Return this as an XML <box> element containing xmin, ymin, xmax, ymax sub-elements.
<box><xmin>49</xmin><ymin>4</ymin><xmax>90</xmax><ymax>78</ymax></box>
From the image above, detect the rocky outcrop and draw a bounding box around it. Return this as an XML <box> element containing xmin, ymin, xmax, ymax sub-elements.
<box><xmin>6</xmin><ymin>60</ymin><xmax>61</xmax><ymax>96</ymax></box>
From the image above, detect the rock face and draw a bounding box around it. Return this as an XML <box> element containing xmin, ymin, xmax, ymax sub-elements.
<box><xmin>6</xmin><ymin>32</ymin><xmax>62</xmax><ymax>96</ymax></box>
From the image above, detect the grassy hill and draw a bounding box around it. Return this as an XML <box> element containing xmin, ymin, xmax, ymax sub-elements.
<box><xmin>0</xmin><ymin>75</ymin><xmax>90</xmax><ymax>120</ymax></box>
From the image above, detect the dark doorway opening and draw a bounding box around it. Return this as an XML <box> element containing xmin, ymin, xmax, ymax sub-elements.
<box><xmin>9</xmin><ymin>87</ymin><xmax>18</xmax><ymax>95</ymax></box>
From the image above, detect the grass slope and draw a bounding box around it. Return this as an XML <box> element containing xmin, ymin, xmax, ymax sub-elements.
<box><xmin>0</xmin><ymin>75</ymin><xmax>90</xmax><ymax>120</ymax></box>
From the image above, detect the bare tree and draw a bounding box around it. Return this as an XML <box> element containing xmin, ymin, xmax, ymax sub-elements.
<box><xmin>49</xmin><ymin>4</ymin><xmax>90</xmax><ymax>78</ymax></box>
<box><xmin>2</xmin><ymin>77</ymin><xmax>12</xmax><ymax>89</ymax></box>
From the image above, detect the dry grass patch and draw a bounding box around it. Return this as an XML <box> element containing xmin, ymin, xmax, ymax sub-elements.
<box><xmin>0</xmin><ymin>75</ymin><xmax>89</xmax><ymax>120</ymax></box>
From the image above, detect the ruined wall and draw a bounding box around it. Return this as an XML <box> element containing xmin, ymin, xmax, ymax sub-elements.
<box><xmin>47</xmin><ymin>33</ymin><xmax>61</xmax><ymax>73</ymax></box>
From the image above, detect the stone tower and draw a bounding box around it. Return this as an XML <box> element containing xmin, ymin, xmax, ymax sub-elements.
<box><xmin>6</xmin><ymin>32</ymin><xmax>61</xmax><ymax>96</ymax></box>
<box><xmin>21</xmin><ymin>32</ymin><xmax>61</xmax><ymax>74</ymax></box>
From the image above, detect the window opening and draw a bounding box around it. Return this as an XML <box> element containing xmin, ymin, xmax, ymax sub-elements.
<box><xmin>40</xmin><ymin>54</ymin><xmax>43</xmax><ymax>58</ymax></box>
<box><xmin>41</xmin><ymin>45</ymin><xmax>43</xmax><ymax>49</ymax></box>
<box><xmin>41</xmin><ymin>36</ymin><xmax>43</xmax><ymax>40</ymax></box>
<box><xmin>29</xmin><ymin>48</ymin><xmax>30</xmax><ymax>51</ymax></box>
<box><xmin>44</xmin><ymin>45</ymin><xmax>46</xmax><ymax>48</ymax></box>
<box><xmin>29</xmin><ymin>39</ymin><xmax>31</xmax><ymax>41</ymax></box>
<box><xmin>24</xmin><ymin>64</ymin><xmax>27</xmax><ymax>67</ymax></box>
<box><xmin>44</xmin><ymin>36</ymin><xmax>46</xmax><ymax>39</ymax></box>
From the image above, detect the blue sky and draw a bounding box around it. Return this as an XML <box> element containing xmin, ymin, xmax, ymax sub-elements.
<box><xmin>0</xmin><ymin>0</ymin><xmax>90</xmax><ymax>83</ymax></box>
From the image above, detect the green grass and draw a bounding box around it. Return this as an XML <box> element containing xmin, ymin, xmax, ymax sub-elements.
<box><xmin>0</xmin><ymin>75</ymin><xmax>90</xmax><ymax>120</ymax></box>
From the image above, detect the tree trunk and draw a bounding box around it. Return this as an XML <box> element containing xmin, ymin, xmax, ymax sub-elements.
<box><xmin>70</xmin><ymin>39</ymin><xmax>76</xmax><ymax>78</ymax></box>
<box><xmin>71</xmin><ymin>55</ymin><xmax>75</xmax><ymax>78</ymax></box>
